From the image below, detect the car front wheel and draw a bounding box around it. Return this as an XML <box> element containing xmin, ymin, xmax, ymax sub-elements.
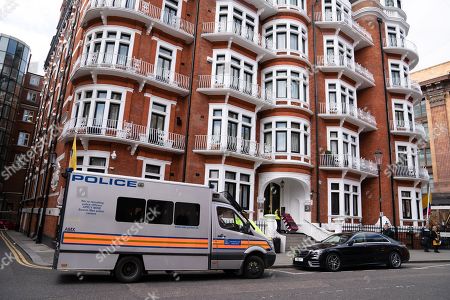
<box><xmin>388</xmin><ymin>251</ymin><xmax>402</xmax><ymax>269</ymax></box>
<box><xmin>325</xmin><ymin>253</ymin><xmax>341</xmax><ymax>272</ymax></box>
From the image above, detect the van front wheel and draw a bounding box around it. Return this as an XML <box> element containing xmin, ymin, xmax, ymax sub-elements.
<box><xmin>243</xmin><ymin>256</ymin><xmax>265</xmax><ymax>279</ymax></box>
<box><xmin>114</xmin><ymin>256</ymin><xmax>144</xmax><ymax>283</ymax></box>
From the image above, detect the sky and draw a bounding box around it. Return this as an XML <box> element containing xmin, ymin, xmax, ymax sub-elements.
<box><xmin>0</xmin><ymin>0</ymin><xmax>449</xmax><ymax>74</ymax></box>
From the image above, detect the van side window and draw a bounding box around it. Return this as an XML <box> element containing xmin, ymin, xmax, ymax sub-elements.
<box><xmin>115</xmin><ymin>197</ymin><xmax>146</xmax><ymax>223</ymax></box>
<box><xmin>217</xmin><ymin>206</ymin><xmax>244</xmax><ymax>232</ymax></box>
<box><xmin>146</xmin><ymin>200</ymin><xmax>173</xmax><ymax>225</ymax></box>
<box><xmin>174</xmin><ymin>203</ymin><xmax>200</xmax><ymax>226</ymax></box>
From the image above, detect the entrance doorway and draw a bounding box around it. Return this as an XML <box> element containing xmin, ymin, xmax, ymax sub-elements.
<box><xmin>264</xmin><ymin>183</ymin><xmax>280</xmax><ymax>215</ymax></box>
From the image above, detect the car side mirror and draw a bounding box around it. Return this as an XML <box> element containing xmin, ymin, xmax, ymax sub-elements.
<box><xmin>347</xmin><ymin>240</ymin><xmax>354</xmax><ymax>246</ymax></box>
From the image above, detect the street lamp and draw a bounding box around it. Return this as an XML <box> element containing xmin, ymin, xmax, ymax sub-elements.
<box><xmin>374</xmin><ymin>149</ymin><xmax>383</xmax><ymax>233</ymax></box>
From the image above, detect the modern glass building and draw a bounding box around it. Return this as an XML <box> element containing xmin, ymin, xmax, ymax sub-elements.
<box><xmin>0</xmin><ymin>34</ymin><xmax>31</xmax><ymax>174</ymax></box>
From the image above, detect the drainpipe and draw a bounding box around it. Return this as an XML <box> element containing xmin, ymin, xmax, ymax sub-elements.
<box><xmin>312</xmin><ymin>0</ymin><xmax>321</xmax><ymax>226</ymax></box>
<box><xmin>377</xmin><ymin>17</ymin><xmax>398</xmax><ymax>237</ymax></box>
<box><xmin>182</xmin><ymin>0</ymin><xmax>201</xmax><ymax>182</ymax></box>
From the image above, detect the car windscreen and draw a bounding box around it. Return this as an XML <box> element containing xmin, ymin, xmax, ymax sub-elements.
<box><xmin>322</xmin><ymin>234</ymin><xmax>352</xmax><ymax>244</ymax></box>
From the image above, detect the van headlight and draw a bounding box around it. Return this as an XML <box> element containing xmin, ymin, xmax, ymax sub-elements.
<box><xmin>268</xmin><ymin>240</ymin><xmax>274</xmax><ymax>250</ymax></box>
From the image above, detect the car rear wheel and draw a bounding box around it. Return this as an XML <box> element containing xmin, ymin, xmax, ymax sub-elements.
<box><xmin>388</xmin><ymin>251</ymin><xmax>402</xmax><ymax>269</ymax></box>
<box><xmin>243</xmin><ymin>256</ymin><xmax>265</xmax><ymax>279</ymax></box>
<box><xmin>114</xmin><ymin>256</ymin><xmax>144</xmax><ymax>283</ymax></box>
<box><xmin>325</xmin><ymin>253</ymin><xmax>341</xmax><ymax>272</ymax></box>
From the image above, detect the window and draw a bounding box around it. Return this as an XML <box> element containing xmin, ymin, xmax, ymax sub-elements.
<box><xmin>29</xmin><ymin>75</ymin><xmax>40</xmax><ymax>86</ymax></box>
<box><xmin>217</xmin><ymin>206</ymin><xmax>245</xmax><ymax>232</ymax></box>
<box><xmin>17</xmin><ymin>132</ymin><xmax>30</xmax><ymax>146</ymax></box>
<box><xmin>395</xmin><ymin>142</ymin><xmax>418</xmax><ymax>176</ymax></box>
<box><xmin>115</xmin><ymin>197</ymin><xmax>146</xmax><ymax>223</ymax></box>
<box><xmin>262</xmin><ymin>118</ymin><xmax>310</xmax><ymax>158</ymax></box>
<box><xmin>208</xmin><ymin>170</ymin><xmax>220</xmax><ymax>191</ymax></box>
<box><xmin>83</xmin><ymin>27</ymin><xmax>133</xmax><ymax>66</ymax></box>
<box><xmin>72</xmin><ymin>87</ymin><xmax>124</xmax><ymax>128</ymax></box>
<box><xmin>174</xmin><ymin>202</ymin><xmax>200</xmax><ymax>226</ymax></box>
<box><xmin>264</xmin><ymin>21</ymin><xmax>307</xmax><ymax>55</ymax></box>
<box><xmin>22</xmin><ymin>110</ymin><xmax>34</xmax><ymax>122</ymax></box>
<box><xmin>263</xmin><ymin>66</ymin><xmax>309</xmax><ymax>105</ymax></box>
<box><xmin>324</xmin><ymin>36</ymin><xmax>354</xmax><ymax>66</ymax></box>
<box><xmin>414</xmin><ymin>98</ymin><xmax>427</xmax><ymax>118</ymax></box>
<box><xmin>156</xmin><ymin>46</ymin><xmax>173</xmax><ymax>81</ymax></box>
<box><xmin>326</xmin><ymin>80</ymin><xmax>356</xmax><ymax>114</ymax></box>
<box><xmin>146</xmin><ymin>200</ymin><xmax>173</xmax><ymax>225</ymax></box>
<box><xmin>329</xmin><ymin>180</ymin><xmax>361</xmax><ymax>219</ymax></box>
<box><xmin>365</xmin><ymin>233</ymin><xmax>389</xmax><ymax>243</ymax></box>
<box><xmin>389</xmin><ymin>60</ymin><xmax>410</xmax><ymax>87</ymax></box>
<box><xmin>215</xmin><ymin>3</ymin><xmax>257</xmax><ymax>41</ymax></box>
<box><xmin>162</xmin><ymin>0</ymin><xmax>180</xmax><ymax>26</ymax></box>
<box><xmin>26</xmin><ymin>91</ymin><xmax>37</xmax><ymax>102</ymax></box>
<box><xmin>393</xmin><ymin>100</ymin><xmax>414</xmax><ymax>130</ymax></box>
<box><xmin>326</xmin><ymin>128</ymin><xmax>359</xmax><ymax>161</ymax></box>
<box><xmin>401</xmin><ymin>191</ymin><xmax>412</xmax><ymax>219</ymax></box>
<box><xmin>76</xmin><ymin>152</ymin><xmax>109</xmax><ymax>173</ymax></box>
<box><xmin>144</xmin><ymin>164</ymin><xmax>162</xmax><ymax>180</ymax></box>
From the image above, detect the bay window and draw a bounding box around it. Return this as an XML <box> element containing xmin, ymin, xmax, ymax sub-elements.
<box><xmin>276</xmin><ymin>0</ymin><xmax>306</xmax><ymax>11</ymax></box>
<box><xmin>264</xmin><ymin>21</ymin><xmax>308</xmax><ymax>56</ymax></box>
<box><xmin>72</xmin><ymin>86</ymin><xmax>125</xmax><ymax>129</ymax></box>
<box><xmin>262</xmin><ymin>117</ymin><xmax>310</xmax><ymax>159</ymax></box>
<box><xmin>215</xmin><ymin>2</ymin><xmax>258</xmax><ymax>42</ymax></box>
<box><xmin>323</xmin><ymin>36</ymin><xmax>354</xmax><ymax>67</ymax></box>
<box><xmin>386</xmin><ymin>24</ymin><xmax>405</xmax><ymax>47</ymax></box>
<box><xmin>328</xmin><ymin>179</ymin><xmax>361</xmax><ymax>221</ymax></box>
<box><xmin>393</xmin><ymin>100</ymin><xmax>414</xmax><ymax>130</ymax></box>
<box><xmin>205</xmin><ymin>165</ymin><xmax>254</xmax><ymax>210</ymax></box>
<box><xmin>323</xmin><ymin>0</ymin><xmax>351</xmax><ymax>22</ymax></box>
<box><xmin>395</xmin><ymin>142</ymin><xmax>418</xmax><ymax>177</ymax></box>
<box><xmin>389</xmin><ymin>60</ymin><xmax>410</xmax><ymax>87</ymax></box>
<box><xmin>325</xmin><ymin>80</ymin><xmax>357</xmax><ymax>114</ymax></box>
<box><xmin>327</xmin><ymin>127</ymin><xmax>359</xmax><ymax>159</ymax></box>
<box><xmin>399</xmin><ymin>188</ymin><xmax>422</xmax><ymax>225</ymax></box>
<box><xmin>263</xmin><ymin>66</ymin><xmax>309</xmax><ymax>106</ymax></box>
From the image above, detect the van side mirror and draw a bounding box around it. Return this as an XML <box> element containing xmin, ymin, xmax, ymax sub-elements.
<box><xmin>241</xmin><ymin>223</ymin><xmax>251</xmax><ymax>234</ymax></box>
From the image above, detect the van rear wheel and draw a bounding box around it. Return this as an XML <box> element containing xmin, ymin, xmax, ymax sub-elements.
<box><xmin>243</xmin><ymin>256</ymin><xmax>265</xmax><ymax>279</ymax></box>
<box><xmin>114</xmin><ymin>256</ymin><xmax>144</xmax><ymax>283</ymax></box>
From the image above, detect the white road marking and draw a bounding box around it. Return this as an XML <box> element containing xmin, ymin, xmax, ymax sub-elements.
<box><xmin>412</xmin><ymin>263</ymin><xmax>450</xmax><ymax>270</ymax></box>
<box><xmin>270</xmin><ymin>269</ymin><xmax>310</xmax><ymax>275</ymax></box>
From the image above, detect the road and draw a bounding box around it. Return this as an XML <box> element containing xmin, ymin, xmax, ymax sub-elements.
<box><xmin>1</xmin><ymin>231</ymin><xmax>449</xmax><ymax>300</ymax></box>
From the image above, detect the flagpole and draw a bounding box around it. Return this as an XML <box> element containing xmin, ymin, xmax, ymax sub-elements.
<box><xmin>426</xmin><ymin>182</ymin><xmax>431</xmax><ymax>226</ymax></box>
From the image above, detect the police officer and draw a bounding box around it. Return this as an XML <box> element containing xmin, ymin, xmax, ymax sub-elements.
<box><xmin>421</xmin><ymin>226</ymin><xmax>431</xmax><ymax>252</ymax></box>
<box><xmin>275</xmin><ymin>208</ymin><xmax>281</xmax><ymax>233</ymax></box>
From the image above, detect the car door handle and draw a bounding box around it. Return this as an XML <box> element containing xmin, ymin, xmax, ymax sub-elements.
<box><xmin>217</xmin><ymin>234</ymin><xmax>226</xmax><ymax>238</ymax></box>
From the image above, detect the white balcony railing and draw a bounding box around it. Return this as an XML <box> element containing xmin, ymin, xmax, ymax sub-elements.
<box><xmin>320</xmin><ymin>154</ymin><xmax>378</xmax><ymax>175</ymax></box>
<box><xmin>319</xmin><ymin>102</ymin><xmax>377</xmax><ymax>127</ymax></box>
<box><xmin>63</xmin><ymin>117</ymin><xmax>185</xmax><ymax>151</ymax></box>
<box><xmin>390</xmin><ymin>120</ymin><xmax>427</xmax><ymax>138</ymax></box>
<box><xmin>386</xmin><ymin>77</ymin><xmax>422</xmax><ymax>94</ymax></box>
<box><xmin>85</xmin><ymin>0</ymin><xmax>194</xmax><ymax>36</ymax></box>
<box><xmin>317</xmin><ymin>55</ymin><xmax>375</xmax><ymax>82</ymax></box>
<box><xmin>274</xmin><ymin>1</ymin><xmax>307</xmax><ymax>15</ymax></box>
<box><xmin>202</xmin><ymin>21</ymin><xmax>273</xmax><ymax>51</ymax></box>
<box><xmin>394</xmin><ymin>165</ymin><xmax>429</xmax><ymax>181</ymax></box>
<box><xmin>198</xmin><ymin>75</ymin><xmax>273</xmax><ymax>105</ymax></box>
<box><xmin>419</xmin><ymin>167</ymin><xmax>430</xmax><ymax>180</ymax></box>
<box><xmin>315</xmin><ymin>12</ymin><xmax>373</xmax><ymax>43</ymax></box>
<box><xmin>194</xmin><ymin>135</ymin><xmax>270</xmax><ymax>160</ymax></box>
<box><xmin>384</xmin><ymin>38</ymin><xmax>418</xmax><ymax>53</ymax></box>
<box><xmin>72</xmin><ymin>52</ymin><xmax>190</xmax><ymax>91</ymax></box>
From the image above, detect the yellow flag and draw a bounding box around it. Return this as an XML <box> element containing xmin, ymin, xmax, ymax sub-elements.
<box><xmin>69</xmin><ymin>135</ymin><xmax>77</xmax><ymax>170</ymax></box>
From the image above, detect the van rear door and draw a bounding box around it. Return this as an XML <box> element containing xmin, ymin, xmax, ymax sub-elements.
<box><xmin>210</xmin><ymin>204</ymin><xmax>249</xmax><ymax>270</ymax></box>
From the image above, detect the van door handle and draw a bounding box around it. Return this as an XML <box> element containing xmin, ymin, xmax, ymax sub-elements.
<box><xmin>217</xmin><ymin>234</ymin><xmax>226</xmax><ymax>238</ymax></box>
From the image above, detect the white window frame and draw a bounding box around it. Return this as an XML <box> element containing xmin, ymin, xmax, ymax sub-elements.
<box><xmin>388</xmin><ymin>59</ymin><xmax>410</xmax><ymax>87</ymax></box>
<box><xmin>214</xmin><ymin>0</ymin><xmax>259</xmax><ymax>37</ymax></box>
<box><xmin>153</xmin><ymin>38</ymin><xmax>179</xmax><ymax>82</ymax></box>
<box><xmin>323</xmin><ymin>35</ymin><xmax>354</xmax><ymax>66</ymax></box>
<box><xmin>22</xmin><ymin>109</ymin><xmax>34</xmax><ymax>123</ymax></box>
<box><xmin>398</xmin><ymin>187</ymin><xmax>423</xmax><ymax>226</ymax></box>
<box><xmin>207</xmin><ymin>103</ymin><xmax>256</xmax><ymax>141</ymax></box>
<box><xmin>322</xmin><ymin>0</ymin><xmax>352</xmax><ymax>22</ymax></box>
<box><xmin>392</xmin><ymin>99</ymin><xmax>415</xmax><ymax>130</ymax></box>
<box><xmin>263</xmin><ymin>19</ymin><xmax>308</xmax><ymax>57</ymax></box>
<box><xmin>325</xmin><ymin>79</ymin><xmax>357</xmax><ymax>113</ymax></box>
<box><xmin>26</xmin><ymin>91</ymin><xmax>38</xmax><ymax>102</ymax></box>
<box><xmin>29</xmin><ymin>75</ymin><xmax>40</xmax><ymax>86</ymax></box>
<box><xmin>327</xmin><ymin>178</ymin><xmax>362</xmax><ymax>223</ymax></box>
<box><xmin>76</xmin><ymin>150</ymin><xmax>110</xmax><ymax>173</ymax></box>
<box><xmin>18</xmin><ymin>132</ymin><xmax>30</xmax><ymax>146</ymax></box>
<box><xmin>205</xmin><ymin>164</ymin><xmax>254</xmax><ymax>211</ymax></box>
<box><xmin>395</xmin><ymin>141</ymin><xmax>418</xmax><ymax>174</ymax></box>
<box><xmin>145</xmin><ymin>95</ymin><xmax>176</xmax><ymax>138</ymax></box>
<box><xmin>71</xmin><ymin>84</ymin><xmax>129</xmax><ymax>129</ymax></box>
<box><xmin>262</xmin><ymin>65</ymin><xmax>309</xmax><ymax>107</ymax></box>
<box><xmin>326</xmin><ymin>126</ymin><xmax>360</xmax><ymax>157</ymax></box>
<box><xmin>138</xmin><ymin>156</ymin><xmax>171</xmax><ymax>181</ymax></box>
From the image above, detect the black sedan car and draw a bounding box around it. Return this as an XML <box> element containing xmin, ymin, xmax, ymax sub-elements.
<box><xmin>293</xmin><ymin>232</ymin><xmax>410</xmax><ymax>271</ymax></box>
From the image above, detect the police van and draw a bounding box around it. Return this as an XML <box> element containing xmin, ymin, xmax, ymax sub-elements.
<box><xmin>54</xmin><ymin>171</ymin><xmax>276</xmax><ymax>282</ymax></box>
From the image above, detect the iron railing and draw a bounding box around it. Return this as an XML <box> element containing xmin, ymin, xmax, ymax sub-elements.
<box><xmin>320</xmin><ymin>154</ymin><xmax>378</xmax><ymax>175</ymax></box>
<box><xmin>317</xmin><ymin>54</ymin><xmax>374</xmax><ymax>82</ymax></box>
<box><xmin>319</xmin><ymin>102</ymin><xmax>377</xmax><ymax>127</ymax></box>
<box><xmin>314</xmin><ymin>12</ymin><xmax>373</xmax><ymax>42</ymax></box>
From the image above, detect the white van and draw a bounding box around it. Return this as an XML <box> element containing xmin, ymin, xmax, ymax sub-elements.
<box><xmin>54</xmin><ymin>171</ymin><xmax>276</xmax><ymax>282</ymax></box>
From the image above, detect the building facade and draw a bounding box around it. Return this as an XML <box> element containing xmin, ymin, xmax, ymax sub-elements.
<box><xmin>20</xmin><ymin>0</ymin><xmax>428</xmax><ymax>244</ymax></box>
<box><xmin>0</xmin><ymin>34</ymin><xmax>32</xmax><ymax>218</ymax></box>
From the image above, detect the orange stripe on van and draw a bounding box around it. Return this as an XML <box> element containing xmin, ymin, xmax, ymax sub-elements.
<box><xmin>212</xmin><ymin>239</ymin><xmax>271</xmax><ymax>250</ymax></box>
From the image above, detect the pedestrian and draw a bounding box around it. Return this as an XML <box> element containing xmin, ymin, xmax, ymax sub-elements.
<box><xmin>421</xmin><ymin>226</ymin><xmax>431</xmax><ymax>252</ymax></box>
<box><xmin>431</xmin><ymin>225</ymin><xmax>441</xmax><ymax>253</ymax></box>
<box><xmin>275</xmin><ymin>208</ymin><xmax>281</xmax><ymax>233</ymax></box>
<box><xmin>382</xmin><ymin>222</ymin><xmax>394</xmax><ymax>239</ymax></box>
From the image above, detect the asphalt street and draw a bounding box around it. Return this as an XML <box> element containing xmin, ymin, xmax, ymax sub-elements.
<box><xmin>1</xmin><ymin>231</ymin><xmax>449</xmax><ymax>300</ymax></box>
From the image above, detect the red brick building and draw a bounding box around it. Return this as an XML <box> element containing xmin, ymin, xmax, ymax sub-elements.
<box><xmin>19</xmin><ymin>0</ymin><xmax>428</xmax><ymax>244</ymax></box>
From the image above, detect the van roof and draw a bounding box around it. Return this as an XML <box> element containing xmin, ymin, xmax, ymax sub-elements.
<box><xmin>71</xmin><ymin>170</ymin><xmax>211</xmax><ymax>190</ymax></box>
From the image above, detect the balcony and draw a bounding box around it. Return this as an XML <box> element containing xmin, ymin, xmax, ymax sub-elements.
<box><xmin>320</xmin><ymin>154</ymin><xmax>378</xmax><ymax>178</ymax></box>
<box><xmin>81</xmin><ymin>0</ymin><xmax>194</xmax><ymax>43</ymax></box>
<box><xmin>62</xmin><ymin>118</ymin><xmax>185</xmax><ymax>154</ymax></box>
<box><xmin>241</xmin><ymin>0</ymin><xmax>277</xmax><ymax>19</ymax></box>
<box><xmin>318</xmin><ymin>102</ymin><xmax>377</xmax><ymax>132</ymax></box>
<box><xmin>274</xmin><ymin>1</ymin><xmax>309</xmax><ymax>21</ymax></box>
<box><xmin>390</xmin><ymin>120</ymin><xmax>427</xmax><ymax>141</ymax></box>
<box><xmin>194</xmin><ymin>135</ymin><xmax>271</xmax><ymax>162</ymax></box>
<box><xmin>314</xmin><ymin>13</ymin><xmax>373</xmax><ymax>50</ymax></box>
<box><xmin>201</xmin><ymin>22</ymin><xmax>275</xmax><ymax>59</ymax></box>
<box><xmin>386</xmin><ymin>77</ymin><xmax>422</xmax><ymax>99</ymax></box>
<box><xmin>71</xmin><ymin>52</ymin><xmax>190</xmax><ymax>95</ymax></box>
<box><xmin>197</xmin><ymin>75</ymin><xmax>274</xmax><ymax>109</ymax></box>
<box><xmin>317</xmin><ymin>55</ymin><xmax>375</xmax><ymax>89</ymax></box>
<box><xmin>393</xmin><ymin>165</ymin><xmax>430</xmax><ymax>182</ymax></box>
<box><xmin>384</xmin><ymin>38</ymin><xmax>419</xmax><ymax>69</ymax></box>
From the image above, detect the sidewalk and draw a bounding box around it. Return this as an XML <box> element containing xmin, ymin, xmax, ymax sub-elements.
<box><xmin>5</xmin><ymin>230</ymin><xmax>450</xmax><ymax>269</ymax></box>
<box><xmin>5</xmin><ymin>230</ymin><xmax>54</xmax><ymax>267</ymax></box>
<box><xmin>273</xmin><ymin>250</ymin><xmax>450</xmax><ymax>268</ymax></box>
